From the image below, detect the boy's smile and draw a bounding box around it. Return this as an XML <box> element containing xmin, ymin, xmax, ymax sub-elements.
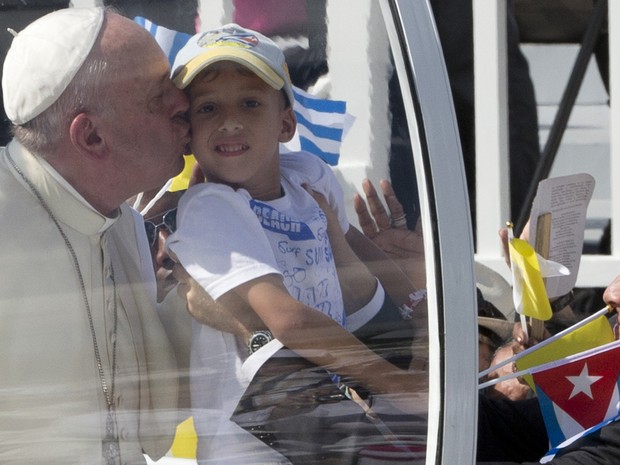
<box><xmin>187</xmin><ymin>62</ymin><xmax>296</xmax><ymax>200</ymax></box>
<box><xmin>215</xmin><ymin>142</ymin><xmax>249</xmax><ymax>156</ymax></box>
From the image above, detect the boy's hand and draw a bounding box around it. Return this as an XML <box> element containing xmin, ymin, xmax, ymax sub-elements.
<box><xmin>303</xmin><ymin>184</ymin><xmax>377</xmax><ymax>315</ymax></box>
<box><xmin>302</xmin><ymin>183</ymin><xmax>343</xmax><ymax>240</ymax></box>
<box><xmin>172</xmin><ymin>262</ymin><xmax>263</xmax><ymax>338</ymax></box>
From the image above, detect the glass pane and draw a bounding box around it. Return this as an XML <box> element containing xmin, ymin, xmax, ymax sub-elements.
<box><xmin>386</xmin><ymin>1</ymin><xmax>478</xmax><ymax>463</ymax></box>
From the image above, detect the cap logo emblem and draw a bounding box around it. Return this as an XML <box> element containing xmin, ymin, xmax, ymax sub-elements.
<box><xmin>198</xmin><ymin>30</ymin><xmax>259</xmax><ymax>50</ymax></box>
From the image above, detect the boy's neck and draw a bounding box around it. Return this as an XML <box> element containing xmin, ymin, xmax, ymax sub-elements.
<box><xmin>211</xmin><ymin>162</ymin><xmax>283</xmax><ymax>200</ymax></box>
<box><xmin>241</xmin><ymin>183</ymin><xmax>284</xmax><ymax>201</ymax></box>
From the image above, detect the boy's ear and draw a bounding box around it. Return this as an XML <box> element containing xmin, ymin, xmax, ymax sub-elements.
<box><xmin>69</xmin><ymin>113</ymin><xmax>106</xmax><ymax>158</ymax></box>
<box><xmin>278</xmin><ymin>106</ymin><xmax>297</xmax><ymax>143</ymax></box>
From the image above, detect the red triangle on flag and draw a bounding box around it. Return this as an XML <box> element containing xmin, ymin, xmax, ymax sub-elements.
<box><xmin>532</xmin><ymin>343</ymin><xmax>620</xmax><ymax>429</ymax></box>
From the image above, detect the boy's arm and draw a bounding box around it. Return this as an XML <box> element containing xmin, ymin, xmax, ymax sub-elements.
<box><xmin>173</xmin><ymin>262</ymin><xmax>264</xmax><ymax>346</ymax></box>
<box><xmin>302</xmin><ymin>184</ymin><xmax>378</xmax><ymax>315</ymax></box>
<box><xmin>230</xmin><ymin>274</ymin><xmax>426</xmax><ymax>411</ymax></box>
<box><xmin>307</xmin><ymin>184</ymin><xmax>420</xmax><ymax>316</ymax></box>
<box><xmin>174</xmin><ymin>261</ymin><xmax>424</xmax><ymax>411</ymax></box>
<box><xmin>307</xmin><ymin>185</ymin><xmax>428</xmax><ymax>347</ymax></box>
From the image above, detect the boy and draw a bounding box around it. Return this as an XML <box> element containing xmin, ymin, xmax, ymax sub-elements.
<box><xmin>166</xmin><ymin>24</ymin><xmax>425</xmax><ymax>463</ymax></box>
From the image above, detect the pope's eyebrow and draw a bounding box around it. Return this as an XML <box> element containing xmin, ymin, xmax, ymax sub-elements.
<box><xmin>158</xmin><ymin>70</ymin><xmax>171</xmax><ymax>89</ymax></box>
<box><xmin>145</xmin><ymin>71</ymin><xmax>173</xmax><ymax>108</ymax></box>
<box><xmin>148</xmin><ymin>69</ymin><xmax>172</xmax><ymax>94</ymax></box>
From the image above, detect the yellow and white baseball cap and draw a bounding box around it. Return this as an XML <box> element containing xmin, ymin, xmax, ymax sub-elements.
<box><xmin>171</xmin><ymin>23</ymin><xmax>294</xmax><ymax>106</ymax></box>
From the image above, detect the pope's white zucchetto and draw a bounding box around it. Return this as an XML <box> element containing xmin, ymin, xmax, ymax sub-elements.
<box><xmin>2</xmin><ymin>7</ymin><xmax>104</xmax><ymax>125</ymax></box>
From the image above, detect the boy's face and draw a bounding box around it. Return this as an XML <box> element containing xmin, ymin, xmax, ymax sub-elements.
<box><xmin>187</xmin><ymin>61</ymin><xmax>296</xmax><ymax>199</ymax></box>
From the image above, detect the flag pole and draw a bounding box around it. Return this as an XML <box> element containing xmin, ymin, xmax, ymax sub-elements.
<box><xmin>478</xmin><ymin>305</ymin><xmax>612</xmax><ymax>380</ymax></box>
<box><xmin>479</xmin><ymin>366</ymin><xmax>531</xmax><ymax>389</ymax></box>
<box><xmin>531</xmin><ymin>213</ymin><xmax>552</xmax><ymax>341</ymax></box>
<box><xmin>506</xmin><ymin>223</ymin><xmax>530</xmax><ymax>342</ymax></box>
<box><xmin>479</xmin><ymin>332</ymin><xmax>620</xmax><ymax>390</ymax></box>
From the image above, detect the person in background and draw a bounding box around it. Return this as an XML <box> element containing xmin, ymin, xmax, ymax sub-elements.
<box><xmin>0</xmin><ymin>7</ymin><xmax>191</xmax><ymax>464</ymax></box>
<box><xmin>132</xmin><ymin>185</ymin><xmax>187</xmax><ymax>304</ymax></box>
<box><xmin>482</xmin><ymin>341</ymin><xmax>534</xmax><ymax>401</ymax></box>
<box><xmin>353</xmin><ymin>178</ymin><xmax>620</xmax><ymax>463</ymax></box>
<box><xmin>354</xmin><ymin>177</ymin><xmax>517</xmax><ymax>366</ymax></box>
<box><xmin>129</xmin><ymin>182</ymin><xmax>193</xmax><ymax>382</ymax></box>
<box><xmin>476</xmin><ymin>269</ymin><xmax>620</xmax><ymax>464</ymax></box>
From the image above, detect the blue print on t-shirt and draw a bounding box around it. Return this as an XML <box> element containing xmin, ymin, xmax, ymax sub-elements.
<box><xmin>250</xmin><ymin>200</ymin><xmax>316</xmax><ymax>240</ymax></box>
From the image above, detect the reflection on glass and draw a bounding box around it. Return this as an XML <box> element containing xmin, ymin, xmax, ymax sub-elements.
<box><xmin>161</xmin><ymin>2</ymin><xmax>429</xmax><ymax>464</ymax></box>
<box><xmin>0</xmin><ymin>1</ymin><xmax>430</xmax><ymax>464</ymax></box>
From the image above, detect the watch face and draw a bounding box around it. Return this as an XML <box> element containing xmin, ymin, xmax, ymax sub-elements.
<box><xmin>249</xmin><ymin>332</ymin><xmax>272</xmax><ymax>354</ymax></box>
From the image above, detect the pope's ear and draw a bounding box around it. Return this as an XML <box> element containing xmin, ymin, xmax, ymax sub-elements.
<box><xmin>69</xmin><ymin>113</ymin><xmax>105</xmax><ymax>158</ymax></box>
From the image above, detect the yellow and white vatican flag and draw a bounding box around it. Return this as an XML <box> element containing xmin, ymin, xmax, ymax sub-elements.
<box><xmin>507</xmin><ymin>226</ymin><xmax>569</xmax><ymax>339</ymax></box>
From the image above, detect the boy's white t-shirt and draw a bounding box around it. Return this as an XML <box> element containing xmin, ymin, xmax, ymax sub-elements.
<box><xmin>166</xmin><ymin>152</ymin><xmax>350</xmax><ymax>464</ymax></box>
<box><xmin>168</xmin><ymin>152</ymin><xmax>348</xmax><ymax>325</ymax></box>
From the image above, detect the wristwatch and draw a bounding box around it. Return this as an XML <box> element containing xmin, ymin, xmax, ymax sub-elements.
<box><xmin>248</xmin><ymin>330</ymin><xmax>273</xmax><ymax>355</ymax></box>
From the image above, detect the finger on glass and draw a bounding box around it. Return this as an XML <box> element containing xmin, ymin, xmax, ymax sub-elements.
<box><xmin>361</xmin><ymin>178</ymin><xmax>391</xmax><ymax>231</ymax></box>
<box><xmin>354</xmin><ymin>192</ymin><xmax>379</xmax><ymax>239</ymax></box>
<box><xmin>379</xmin><ymin>179</ymin><xmax>407</xmax><ymax>229</ymax></box>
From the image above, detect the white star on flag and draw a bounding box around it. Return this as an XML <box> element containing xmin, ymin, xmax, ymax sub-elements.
<box><xmin>567</xmin><ymin>363</ymin><xmax>603</xmax><ymax>399</ymax></box>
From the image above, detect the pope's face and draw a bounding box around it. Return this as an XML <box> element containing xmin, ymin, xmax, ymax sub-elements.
<box><xmin>100</xmin><ymin>24</ymin><xmax>191</xmax><ymax>196</ymax></box>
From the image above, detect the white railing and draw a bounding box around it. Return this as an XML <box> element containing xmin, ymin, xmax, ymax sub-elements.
<box><xmin>473</xmin><ymin>1</ymin><xmax>620</xmax><ymax>289</ymax></box>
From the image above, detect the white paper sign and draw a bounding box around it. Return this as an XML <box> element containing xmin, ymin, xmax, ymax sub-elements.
<box><xmin>528</xmin><ymin>173</ymin><xmax>595</xmax><ymax>298</ymax></box>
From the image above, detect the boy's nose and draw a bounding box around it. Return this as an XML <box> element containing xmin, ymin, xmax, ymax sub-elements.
<box><xmin>219</xmin><ymin>111</ymin><xmax>243</xmax><ymax>132</ymax></box>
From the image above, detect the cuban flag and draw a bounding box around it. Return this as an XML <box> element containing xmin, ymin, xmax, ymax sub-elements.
<box><xmin>135</xmin><ymin>17</ymin><xmax>352</xmax><ymax>166</ymax></box>
<box><xmin>531</xmin><ymin>339</ymin><xmax>620</xmax><ymax>462</ymax></box>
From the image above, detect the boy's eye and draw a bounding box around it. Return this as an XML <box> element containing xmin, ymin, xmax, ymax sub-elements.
<box><xmin>243</xmin><ymin>99</ymin><xmax>260</xmax><ymax>108</ymax></box>
<box><xmin>197</xmin><ymin>103</ymin><xmax>215</xmax><ymax>113</ymax></box>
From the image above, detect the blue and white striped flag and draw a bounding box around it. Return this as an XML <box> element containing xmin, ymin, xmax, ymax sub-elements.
<box><xmin>284</xmin><ymin>86</ymin><xmax>352</xmax><ymax>166</ymax></box>
<box><xmin>134</xmin><ymin>17</ymin><xmax>191</xmax><ymax>66</ymax></box>
<box><xmin>135</xmin><ymin>17</ymin><xmax>352</xmax><ymax>166</ymax></box>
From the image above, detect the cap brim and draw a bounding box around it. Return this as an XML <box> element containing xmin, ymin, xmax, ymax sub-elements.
<box><xmin>173</xmin><ymin>48</ymin><xmax>284</xmax><ymax>91</ymax></box>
